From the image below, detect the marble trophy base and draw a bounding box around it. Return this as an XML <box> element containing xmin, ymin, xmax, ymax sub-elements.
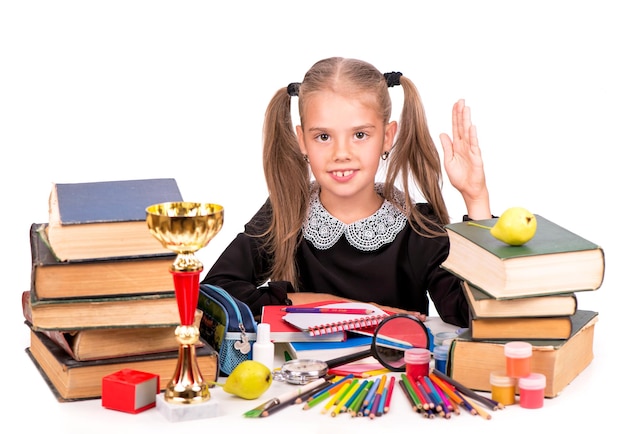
<box><xmin>156</xmin><ymin>393</ymin><xmax>220</xmax><ymax>422</ymax></box>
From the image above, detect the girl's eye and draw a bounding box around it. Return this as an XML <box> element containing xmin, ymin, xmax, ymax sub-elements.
<box><xmin>355</xmin><ymin>132</ymin><xmax>366</xmax><ymax>140</ymax></box>
<box><xmin>317</xmin><ymin>133</ymin><xmax>330</xmax><ymax>142</ymax></box>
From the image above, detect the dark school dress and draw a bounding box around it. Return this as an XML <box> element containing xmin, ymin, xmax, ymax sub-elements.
<box><xmin>202</xmin><ymin>185</ymin><xmax>469</xmax><ymax>328</ymax></box>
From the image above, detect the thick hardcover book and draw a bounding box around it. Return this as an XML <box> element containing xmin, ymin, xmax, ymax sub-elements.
<box><xmin>31</xmin><ymin>223</ymin><xmax>175</xmax><ymax>299</ymax></box>
<box><xmin>448</xmin><ymin>310</ymin><xmax>598</xmax><ymax>398</ymax></box>
<box><xmin>22</xmin><ymin>295</ymin><xmax>202</xmax><ymax>361</ymax></box>
<box><xmin>462</xmin><ymin>281</ymin><xmax>578</xmax><ymax>319</ymax></box>
<box><xmin>22</xmin><ymin>290</ymin><xmax>180</xmax><ymax>331</ymax></box>
<box><xmin>26</xmin><ymin>327</ymin><xmax>218</xmax><ymax>401</ymax></box>
<box><xmin>261</xmin><ymin>302</ymin><xmax>346</xmax><ymax>343</ymax></box>
<box><xmin>441</xmin><ymin>215</ymin><xmax>605</xmax><ymax>299</ymax></box>
<box><xmin>281</xmin><ymin>302</ymin><xmax>389</xmax><ymax>337</ymax></box>
<box><xmin>46</xmin><ymin>178</ymin><xmax>183</xmax><ymax>261</ymax></box>
<box><xmin>468</xmin><ymin>311</ymin><xmax>579</xmax><ymax>340</ymax></box>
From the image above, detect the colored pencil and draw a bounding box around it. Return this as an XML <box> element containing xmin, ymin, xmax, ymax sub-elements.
<box><xmin>342</xmin><ymin>380</ymin><xmax>368</xmax><ymax>413</ymax></box>
<box><xmin>430</xmin><ymin>378</ymin><xmax>455</xmax><ymax>414</ymax></box>
<box><xmin>400</xmin><ymin>374</ymin><xmax>423</xmax><ymax>412</ymax></box>
<box><xmin>374</xmin><ymin>387</ymin><xmax>387</xmax><ymax>418</ymax></box>
<box><xmin>421</xmin><ymin>376</ymin><xmax>445</xmax><ymax>415</ymax></box>
<box><xmin>303</xmin><ymin>375</ymin><xmax>354</xmax><ymax>409</ymax></box>
<box><xmin>358</xmin><ymin>377</ymin><xmax>380</xmax><ymax>416</ymax></box>
<box><xmin>432</xmin><ymin>369</ymin><xmax>502</xmax><ymax>410</ymax></box>
<box><xmin>462</xmin><ymin>395</ymin><xmax>492</xmax><ymax>420</ymax></box>
<box><xmin>281</xmin><ymin>307</ymin><xmax>375</xmax><ymax>314</ymax></box>
<box><xmin>366</xmin><ymin>378</ymin><xmax>386</xmax><ymax>419</ymax></box>
<box><xmin>350</xmin><ymin>380</ymin><xmax>373</xmax><ymax>416</ymax></box>
<box><xmin>407</xmin><ymin>375</ymin><xmax>430</xmax><ymax>411</ymax></box>
<box><xmin>321</xmin><ymin>381</ymin><xmax>351</xmax><ymax>414</ymax></box>
<box><xmin>331</xmin><ymin>379</ymin><xmax>359</xmax><ymax>417</ymax></box>
<box><xmin>398</xmin><ymin>378</ymin><xmax>418</xmax><ymax>412</ymax></box>
<box><xmin>294</xmin><ymin>377</ymin><xmax>336</xmax><ymax>404</ymax></box>
<box><xmin>257</xmin><ymin>377</ymin><xmax>329</xmax><ymax>417</ymax></box>
<box><xmin>383</xmin><ymin>376</ymin><xmax>396</xmax><ymax>413</ymax></box>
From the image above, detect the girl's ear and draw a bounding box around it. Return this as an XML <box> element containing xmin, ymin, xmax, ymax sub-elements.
<box><xmin>384</xmin><ymin>121</ymin><xmax>398</xmax><ymax>152</ymax></box>
<box><xmin>296</xmin><ymin>125</ymin><xmax>307</xmax><ymax>154</ymax></box>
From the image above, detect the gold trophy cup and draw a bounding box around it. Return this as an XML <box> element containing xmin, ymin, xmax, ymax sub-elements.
<box><xmin>146</xmin><ymin>202</ymin><xmax>224</xmax><ymax>404</ymax></box>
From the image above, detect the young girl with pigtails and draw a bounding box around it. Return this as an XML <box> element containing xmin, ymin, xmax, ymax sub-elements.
<box><xmin>202</xmin><ymin>56</ymin><xmax>491</xmax><ymax>327</ymax></box>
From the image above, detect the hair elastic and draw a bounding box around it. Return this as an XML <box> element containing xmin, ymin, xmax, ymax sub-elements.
<box><xmin>287</xmin><ymin>82</ymin><xmax>301</xmax><ymax>96</ymax></box>
<box><xmin>384</xmin><ymin>72</ymin><xmax>403</xmax><ymax>87</ymax></box>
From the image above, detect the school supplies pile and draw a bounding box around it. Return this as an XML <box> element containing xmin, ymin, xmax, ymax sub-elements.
<box><xmin>22</xmin><ymin>179</ymin><xmax>218</xmax><ymax>401</ymax></box>
<box><xmin>441</xmin><ymin>214</ymin><xmax>603</xmax><ymax>397</ymax></box>
<box><xmin>243</xmin><ymin>371</ymin><xmax>502</xmax><ymax>420</ymax></box>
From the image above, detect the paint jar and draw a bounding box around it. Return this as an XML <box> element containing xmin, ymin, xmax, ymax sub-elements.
<box><xmin>434</xmin><ymin>332</ymin><xmax>458</xmax><ymax>347</ymax></box>
<box><xmin>490</xmin><ymin>371</ymin><xmax>516</xmax><ymax>406</ymax></box>
<box><xmin>504</xmin><ymin>341</ymin><xmax>532</xmax><ymax>378</ymax></box>
<box><xmin>433</xmin><ymin>345</ymin><xmax>450</xmax><ymax>374</ymax></box>
<box><xmin>404</xmin><ymin>348</ymin><xmax>431</xmax><ymax>380</ymax></box>
<box><xmin>518</xmin><ymin>373</ymin><xmax>546</xmax><ymax>409</ymax></box>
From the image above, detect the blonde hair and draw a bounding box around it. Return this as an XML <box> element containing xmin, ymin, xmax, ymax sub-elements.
<box><xmin>261</xmin><ymin>57</ymin><xmax>450</xmax><ymax>288</ymax></box>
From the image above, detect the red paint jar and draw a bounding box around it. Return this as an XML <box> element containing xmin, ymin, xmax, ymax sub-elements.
<box><xmin>404</xmin><ymin>348</ymin><xmax>430</xmax><ymax>380</ymax></box>
<box><xmin>519</xmin><ymin>373</ymin><xmax>546</xmax><ymax>409</ymax></box>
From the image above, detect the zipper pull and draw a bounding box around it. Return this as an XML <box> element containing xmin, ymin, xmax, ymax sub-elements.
<box><xmin>233</xmin><ymin>322</ymin><xmax>251</xmax><ymax>354</ymax></box>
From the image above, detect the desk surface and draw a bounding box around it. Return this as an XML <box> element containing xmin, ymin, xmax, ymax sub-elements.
<box><xmin>7</xmin><ymin>312</ymin><xmax>618</xmax><ymax>434</ymax></box>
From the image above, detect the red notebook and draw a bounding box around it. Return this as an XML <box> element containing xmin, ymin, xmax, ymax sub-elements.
<box><xmin>260</xmin><ymin>301</ymin><xmax>347</xmax><ymax>343</ymax></box>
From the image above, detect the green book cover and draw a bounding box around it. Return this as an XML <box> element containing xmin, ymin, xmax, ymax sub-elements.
<box><xmin>445</xmin><ymin>215</ymin><xmax>602</xmax><ymax>259</ymax></box>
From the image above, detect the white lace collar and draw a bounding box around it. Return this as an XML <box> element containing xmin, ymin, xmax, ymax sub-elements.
<box><xmin>303</xmin><ymin>183</ymin><xmax>408</xmax><ymax>251</ymax></box>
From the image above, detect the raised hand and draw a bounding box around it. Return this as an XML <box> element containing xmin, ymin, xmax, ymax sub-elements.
<box><xmin>440</xmin><ymin>99</ymin><xmax>491</xmax><ymax>219</ymax></box>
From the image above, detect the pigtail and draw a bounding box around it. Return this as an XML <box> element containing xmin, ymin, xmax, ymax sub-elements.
<box><xmin>385</xmin><ymin>76</ymin><xmax>450</xmax><ymax>232</ymax></box>
<box><xmin>261</xmin><ymin>87</ymin><xmax>310</xmax><ymax>287</ymax></box>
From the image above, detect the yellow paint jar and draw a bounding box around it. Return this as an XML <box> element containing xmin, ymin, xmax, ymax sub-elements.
<box><xmin>490</xmin><ymin>371</ymin><xmax>516</xmax><ymax>406</ymax></box>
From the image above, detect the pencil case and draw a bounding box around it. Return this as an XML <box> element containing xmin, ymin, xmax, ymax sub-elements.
<box><xmin>197</xmin><ymin>283</ymin><xmax>257</xmax><ymax>375</ymax></box>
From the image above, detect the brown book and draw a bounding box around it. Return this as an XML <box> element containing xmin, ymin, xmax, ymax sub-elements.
<box><xmin>46</xmin><ymin>178</ymin><xmax>183</xmax><ymax>261</ymax></box>
<box><xmin>22</xmin><ymin>294</ymin><xmax>202</xmax><ymax>361</ymax></box>
<box><xmin>448</xmin><ymin>310</ymin><xmax>598</xmax><ymax>398</ymax></box>
<box><xmin>469</xmin><ymin>314</ymin><xmax>574</xmax><ymax>340</ymax></box>
<box><xmin>441</xmin><ymin>215</ymin><xmax>605</xmax><ymax>299</ymax></box>
<box><xmin>462</xmin><ymin>281</ymin><xmax>577</xmax><ymax>319</ymax></box>
<box><xmin>22</xmin><ymin>290</ymin><xmax>181</xmax><ymax>331</ymax></box>
<box><xmin>26</xmin><ymin>327</ymin><xmax>218</xmax><ymax>401</ymax></box>
<box><xmin>31</xmin><ymin>223</ymin><xmax>175</xmax><ymax>300</ymax></box>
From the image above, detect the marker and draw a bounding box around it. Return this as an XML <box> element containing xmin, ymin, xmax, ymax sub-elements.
<box><xmin>280</xmin><ymin>307</ymin><xmax>374</xmax><ymax>314</ymax></box>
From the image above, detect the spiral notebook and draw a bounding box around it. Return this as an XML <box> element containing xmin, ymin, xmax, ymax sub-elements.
<box><xmin>281</xmin><ymin>302</ymin><xmax>389</xmax><ymax>336</ymax></box>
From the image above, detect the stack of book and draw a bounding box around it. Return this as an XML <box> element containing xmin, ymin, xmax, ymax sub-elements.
<box><xmin>440</xmin><ymin>214</ymin><xmax>605</xmax><ymax>398</ymax></box>
<box><xmin>23</xmin><ymin>178</ymin><xmax>219</xmax><ymax>401</ymax></box>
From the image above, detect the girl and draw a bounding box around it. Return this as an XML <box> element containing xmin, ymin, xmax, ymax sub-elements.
<box><xmin>202</xmin><ymin>57</ymin><xmax>491</xmax><ymax>327</ymax></box>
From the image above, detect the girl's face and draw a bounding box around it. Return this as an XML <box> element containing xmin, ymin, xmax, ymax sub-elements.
<box><xmin>296</xmin><ymin>90</ymin><xmax>396</xmax><ymax>212</ymax></box>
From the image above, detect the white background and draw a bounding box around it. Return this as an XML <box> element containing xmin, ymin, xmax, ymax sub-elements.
<box><xmin>1</xmin><ymin>1</ymin><xmax>623</xmax><ymax>431</ymax></box>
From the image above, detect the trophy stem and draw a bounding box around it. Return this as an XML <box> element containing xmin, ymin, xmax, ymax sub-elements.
<box><xmin>171</xmin><ymin>269</ymin><xmax>201</xmax><ymax>326</ymax></box>
<box><xmin>164</xmin><ymin>269</ymin><xmax>210</xmax><ymax>404</ymax></box>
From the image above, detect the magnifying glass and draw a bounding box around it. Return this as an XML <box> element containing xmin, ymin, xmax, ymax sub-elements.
<box><xmin>325</xmin><ymin>313</ymin><xmax>430</xmax><ymax>371</ymax></box>
<box><xmin>274</xmin><ymin>314</ymin><xmax>430</xmax><ymax>384</ymax></box>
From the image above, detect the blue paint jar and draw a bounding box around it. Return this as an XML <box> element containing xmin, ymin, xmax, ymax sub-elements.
<box><xmin>433</xmin><ymin>345</ymin><xmax>450</xmax><ymax>374</ymax></box>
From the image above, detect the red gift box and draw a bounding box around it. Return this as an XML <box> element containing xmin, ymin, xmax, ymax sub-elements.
<box><xmin>102</xmin><ymin>369</ymin><xmax>160</xmax><ymax>414</ymax></box>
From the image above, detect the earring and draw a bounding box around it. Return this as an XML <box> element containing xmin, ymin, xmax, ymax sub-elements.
<box><xmin>303</xmin><ymin>154</ymin><xmax>309</xmax><ymax>163</ymax></box>
<box><xmin>381</xmin><ymin>151</ymin><xmax>389</xmax><ymax>161</ymax></box>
